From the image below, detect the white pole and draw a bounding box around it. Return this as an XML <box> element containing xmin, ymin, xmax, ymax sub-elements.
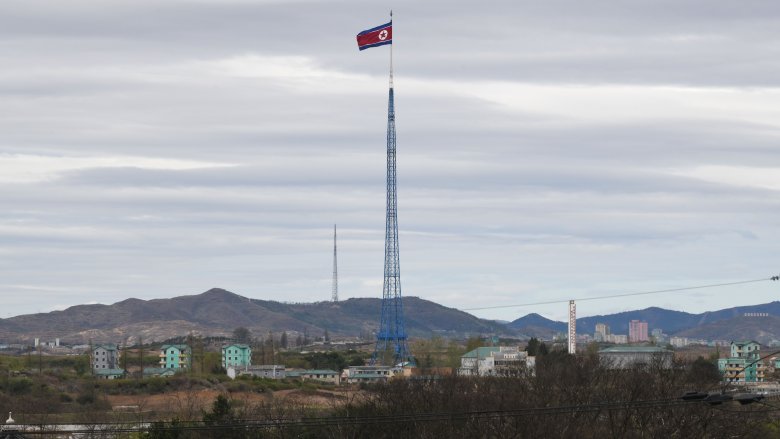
<box><xmin>389</xmin><ymin>10</ymin><xmax>393</xmax><ymax>89</ymax></box>
<box><xmin>568</xmin><ymin>300</ymin><xmax>576</xmax><ymax>355</ymax></box>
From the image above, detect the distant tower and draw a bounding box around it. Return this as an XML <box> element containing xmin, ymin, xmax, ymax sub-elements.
<box><xmin>568</xmin><ymin>300</ymin><xmax>576</xmax><ymax>355</ymax></box>
<box><xmin>332</xmin><ymin>224</ymin><xmax>339</xmax><ymax>302</ymax></box>
<box><xmin>372</xmin><ymin>29</ymin><xmax>412</xmax><ymax>365</ymax></box>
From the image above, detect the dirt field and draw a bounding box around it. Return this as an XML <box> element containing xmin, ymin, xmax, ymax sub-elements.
<box><xmin>105</xmin><ymin>388</ymin><xmax>357</xmax><ymax>419</ymax></box>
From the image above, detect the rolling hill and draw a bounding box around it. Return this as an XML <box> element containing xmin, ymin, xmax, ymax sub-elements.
<box><xmin>0</xmin><ymin>288</ymin><xmax>510</xmax><ymax>344</ymax></box>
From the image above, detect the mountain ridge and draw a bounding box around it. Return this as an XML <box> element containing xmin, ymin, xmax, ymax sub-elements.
<box><xmin>0</xmin><ymin>288</ymin><xmax>508</xmax><ymax>344</ymax></box>
<box><xmin>509</xmin><ymin>302</ymin><xmax>780</xmax><ymax>344</ymax></box>
<box><xmin>2</xmin><ymin>288</ymin><xmax>780</xmax><ymax>345</ymax></box>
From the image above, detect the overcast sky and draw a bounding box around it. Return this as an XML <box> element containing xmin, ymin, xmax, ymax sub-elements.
<box><xmin>1</xmin><ymin>0</ymin><xmax>779</xmax><ymax>323</ymax></box>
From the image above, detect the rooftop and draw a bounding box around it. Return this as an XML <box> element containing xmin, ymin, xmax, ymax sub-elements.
<box><xmin>732</xmin><ymin>340</ymin><xmax>761</xmax><ymax>346</ymax></box>
<box><xmin>94</xmin><ymin>368</ymin><xmax>125</xmax><ymax>376</ymax></box>
<box><xmin>160</xmin><ymin>344</ymin><xmax>190</xmax><ymax>351</ymax></box>
<box><xmin>349</xmin><ymin>373</ymin><xmax>391</xmax><ymax>379</ymax></box>
<box><xmin>302</xmin><ymin>369</ymin><xmax>338</xmax><ymax>375</ymax></box>
<box><xmin>599</xmin><ymin>346</ymin><xmax>672</xmax><ymax>353</ymax></box>
<box><xmin>461</xmin><ymin>347</ymin><xmax>501</xmax><ymax>359</ymax></box>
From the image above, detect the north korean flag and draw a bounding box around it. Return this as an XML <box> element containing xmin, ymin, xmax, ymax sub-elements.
<box><xmin>356</xmin><ymin>22</ymin><xmax>392</xmax><ymax>51</ymax></box>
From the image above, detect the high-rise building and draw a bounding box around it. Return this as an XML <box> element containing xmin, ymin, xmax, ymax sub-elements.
<box><xmin>651</xmin><ymin>328</ymin><xmax>665</xmax><ymax>343</ymax></box>
<box><xmin>628</xmin><ymin>320</ymin><xmax>649</xmax><ymax>343</ymax></box>
<box><xmin>594</xmin><ymin>323</ymin><xmax>610</xmax><ymax>342</ymax></box>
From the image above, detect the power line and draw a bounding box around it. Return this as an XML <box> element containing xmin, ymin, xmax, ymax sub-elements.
<box><xmin>14</xmin><ymin>393</ymin><xmax>779</xmax><ymax>435</ymax></box>
<box><xmin>8</xmin><ymin>397</ymin><xmax>707</xmax><ymax>435</ymax></box>
<box><xmin>461</xmin><ymin>276</ymin><xmax>776</xmax><ymax>311</ymax></box>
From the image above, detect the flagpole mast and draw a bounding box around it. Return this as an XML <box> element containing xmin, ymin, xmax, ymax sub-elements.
<box><xmin>389</xmin><ymin>10</ymin><xmax>393</xmax><ymax>89</ymax></box>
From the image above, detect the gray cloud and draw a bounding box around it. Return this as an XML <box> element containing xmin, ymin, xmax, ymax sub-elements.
<box><xmin>0</xmin><ymin>0</ymin><xmax>778</xmax><ymax>321</ymax></box>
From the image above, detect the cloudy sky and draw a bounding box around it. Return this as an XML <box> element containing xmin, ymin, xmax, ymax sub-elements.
<box><xmin>1</xmin><ymin>0</ymin><xmax>779</xmax><ymax>322</ymax></box>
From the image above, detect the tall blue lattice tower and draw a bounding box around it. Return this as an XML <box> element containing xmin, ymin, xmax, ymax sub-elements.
<box><xmin>372</xmin><ymin>60</ymin><xmax>412</xmax><ymax>366</ymax></box>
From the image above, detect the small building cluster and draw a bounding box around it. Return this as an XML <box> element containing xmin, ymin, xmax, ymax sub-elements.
<box><xmin>589</xmin><ymin>320</ymin><xmax>732</xmax><ymax>347</ymax></box>
<box><xmin>717</xmin><ymin>340</ymin><xmax>766</xmax><ymax>383</ymax></box>
<box><xmin>91</xmin><ymin>343</ymin><xmax>194</xmax><ymax>379</ymax></box>
<box><xmin>77</xmin><ymin>336</ymin><xmax>780</xmax><ymax>389</ymax></box>
<box><xmin>593</xmin><ymin>321</ymin><xmax>649</xmax><ymax>344</ymax></box>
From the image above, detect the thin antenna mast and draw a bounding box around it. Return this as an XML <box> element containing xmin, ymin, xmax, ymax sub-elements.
<box><xmin>332</xmin><ymin>224</ymin><xmax>339</xmax><ymax>302</ymax></box>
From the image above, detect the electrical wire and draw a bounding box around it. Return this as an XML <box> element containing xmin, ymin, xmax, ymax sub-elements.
<box><xmin>8</xmin><ymin>397</ymin><xmax>723</xmax><ymax>435</ymax></box>
<box><xmin>461</xmin><ymin>276</ymin><xmax>776</xmax><ymax>311</ymax></box>
<box><xmin>706</xmin><ymin>348</ymin><xmax>780</xmax><ymax>394</ymax></box>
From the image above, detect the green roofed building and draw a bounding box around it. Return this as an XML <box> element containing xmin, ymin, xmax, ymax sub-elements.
<box><xmin>222</xmin><ymin>344</ymin><xmax>252</xmax><ymax>370</ymax></box>
<box><xmin>458</xmin><ymin>347</ymin><xmax>500</xmax><ymax>376</ymax></box>
<box><xmin>159</xmin><ymin>344</ymin><xmax>191</xmax><ymax>370</ymax></box>
<box><xmin>718</xmin><ymin>341</ymin><xmax>765</xmax><ymax>383</ymax></box>
<box><xmin>94</xmin><ymin>368</ymin><xmax>126</xmax><ymax>380</ymax></box>
<box><xmin>458</xmin><ymin>346</ymin><xmax>534</xmax><ymax>376</ymax></box>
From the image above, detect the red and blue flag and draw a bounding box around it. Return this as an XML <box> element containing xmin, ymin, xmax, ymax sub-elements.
<box><xmin>356</xmin><ymin>22</ymin><xmax>392</xmax><ymax>51</ymax></box>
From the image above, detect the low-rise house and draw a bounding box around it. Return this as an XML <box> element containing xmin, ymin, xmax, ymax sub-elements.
<box><xmin>227</xmin><ymin>365</ymin><xmax>285</xmax><ymax>380</ymax></box>
<box><xmin>718</xmin><ymin>340</ymin><xmax>766</xmax><ymax>383</ymax></box>
<box><xmin>599</xmin><ymin>346</ymin><xmax>673</xmax><ymax>369</ymax></box>
<box><xmin>287</xmin><ymin>369</ymin><xmax>340</xmax><ymax>385</ymax></box>
<box><xmin>458</xmin><ymin>347</ymin><xmax>500</xmax><ymax>376</ymax></box>
<box><xmin>159</xmin><ymin>344</ymin><xmax>191</xmax><ymax>370</ymax></box>
<box><xmin>222</xmin><ymin>344</ymin><xmax>252</xmax><ymax>370</ymax></box>
<box><xmin>343</xmin><ymin>365</ymin><xmax>399</xmax><ymax>384</ymax></box>
<box><xmin>95</xmin><ymin>368</ymin><xmax>126</xmax><ymax>380</ymax></box>
<box><xmin>92</xmin><ymin>344</ymin><xmax>120</xmax><ymax>373</ymax></box>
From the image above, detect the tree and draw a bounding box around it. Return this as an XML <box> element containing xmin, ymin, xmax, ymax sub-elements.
<box><xmin>280</xmin><ymin>332</ymin><xmax>288</xmax><ymax>349</ymax></box>
<box><xmin>324</xmin><ymin>329</ymin><xmax>330</xmax><ymax>342</ymax></box>
<box><xmin>121</xmin><ymin>339</ymin><xmax>128</xmax><ymax>371</ymax></box>
<box><xmin>525</xmin><ymin>337</ymin><xmax>541</xmax><ymax>356</ymax></box>
<box><xmin>465</xmin><ymin>336</ymin><xmax>483</xmax><ymax>352</ymax></box>
<box><xmin>196</xmin><ymin>335</ymin><xmax>206</xmax><ymax>374</ymax></box>
<box><xmin>232</xmin><ymin>327</ymin><xmax>251</xmax><ymax>344</ymax></box>
<box><xmin>687</xmin><ymin>356</ymin><xmax>721</xmax><ymax>386</ymax></box>
<box><xmin>266</xmin><ymin>331</ymin><xmax>275</xmax><ymax>364</ymax></box>
<box><xmin>137</xmin><ymin>337</ymin><xmax>145</xmax><ymax>379</ymax></box>
<box><xmin>423</xmin><ymin>353</ymin><xmax>433</xmax><ymax>369</ymax></box>
<box><xmin>203</xmin><ymin>395</ymin><xmax>234</xmax><ymax>425</ymax></box>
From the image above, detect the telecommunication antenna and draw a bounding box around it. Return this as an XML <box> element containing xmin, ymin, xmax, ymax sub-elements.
<box><xmin>332</xmin><ymin>224</ymin><xmax>339</xmax><ymax>302</ymax></box>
